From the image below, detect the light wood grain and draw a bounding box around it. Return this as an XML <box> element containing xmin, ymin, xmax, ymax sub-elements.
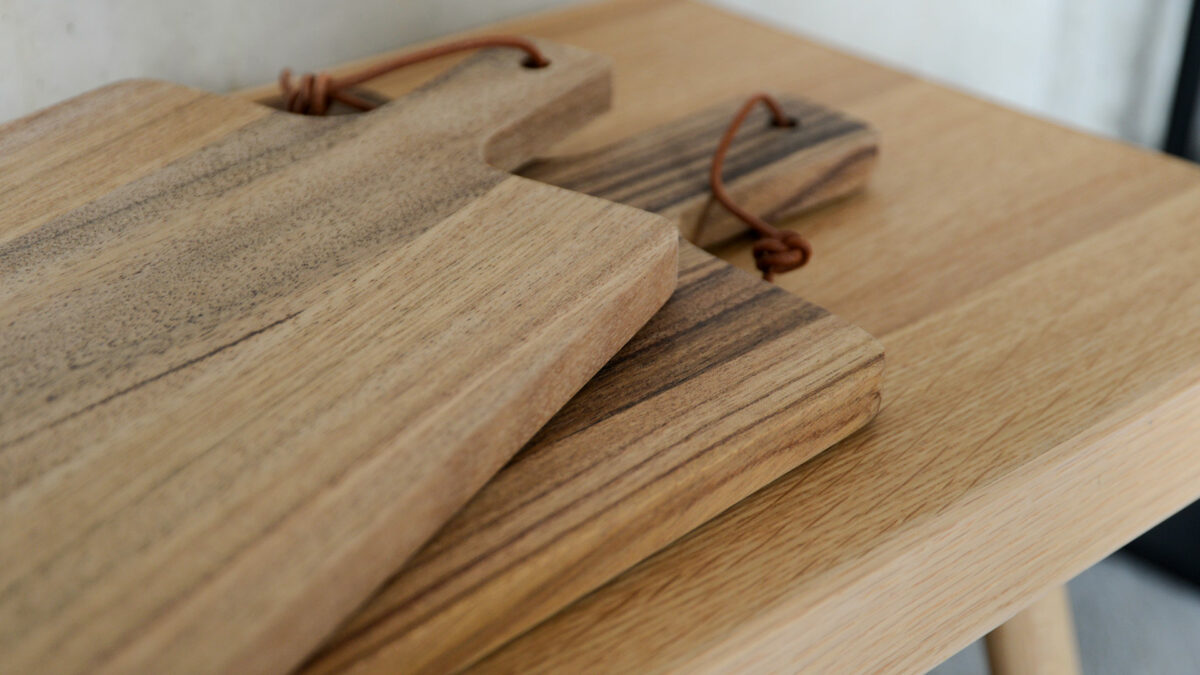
<box><xmin>283</xmin><ymin>2</ymin><xmax>1200</xmax><ymax>673</ymax></box>
<box><xmin>296</xmin><ymin>97</ymin><xmax>882</xmax><ymax>675</ymax></box>
<box><xmin>0</xmin><ymin>41</ymin><xmax>678</xmax><ymax>675</ymax></box>
<box><xmin>986</xmin><ymin>587</ymin><xmax>1081</xmax><ymax>675</ymax></box>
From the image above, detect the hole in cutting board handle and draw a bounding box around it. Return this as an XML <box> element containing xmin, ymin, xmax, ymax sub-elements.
<box><xmin>274</xmin><ymin>35</ymin><xmax>551</xmax><ymax>116</ymax></box>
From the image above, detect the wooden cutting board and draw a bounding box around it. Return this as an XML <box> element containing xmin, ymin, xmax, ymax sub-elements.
<box><xmin>524</xmin><ymin>96</ymin><xmax>879</xmax><ymax>248</ymax></box>
<box><xmin>0</xmin><ymin>41</ymin><xmax>677</xmax><ymax>675</ymax></box>
<box><xmin>298</xmin><ymin>97</ymin><xmax>884</xmax><ymax>674</ymax></box>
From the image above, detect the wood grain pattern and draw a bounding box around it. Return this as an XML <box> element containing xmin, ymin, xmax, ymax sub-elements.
<box><xmin>0</xmin><ymin>41</ymin><xmax>678</xmax><ymax>675</ymax></box>
<box><xmin>297</xmin><ymin>97</ymin><xmax>882</xmax><ymax>675</ymax></box>
<box><xmin>523</xmin><ymin>95</ymin><xmax>877</xmax><ymax>247</ymax></box>
<box><xmin>280</xmin><ymin>92</ymin><xmax>879</xmax><ymax>248</ymax></box>
<box><xmin>286</xmin><ymin>2</ymin><xmax>1200</xmax><ymax>672</ymax></box>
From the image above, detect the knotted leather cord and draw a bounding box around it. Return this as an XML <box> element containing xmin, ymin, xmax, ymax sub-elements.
<box><xmin>709</xmin><ymin>93</ymin><xmax>811</xmax><ymax>282</ymax></box>
<box><xmin>279</xmin><ymin>35</ymin><xmax>549</xmax><ymax>115</ymax></box>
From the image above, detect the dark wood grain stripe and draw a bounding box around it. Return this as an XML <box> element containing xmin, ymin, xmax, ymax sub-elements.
<box><xmin>536</xmin><ymin>250</ymin><xmax>826</xmax><ymax>441</ymax></box>
<box><xmin>299</xmin><ymin>96</ymin><xmax>884</xmax><ymax>675</ymax></box>
<box><xmin>0</xmin><ymin>109</ymin><xmax>497</xmax><ymax>445</ymax></box>
<box><xmin>583</xmin><ymin>115</ymin><xmax>862</xmax><ymax>211</ymax></box>
<box><xmin>521</xmin><ymin>96</ymin><xmax>870</xmax><ymax>215</ymax></box>
<box><xmin>312</xmin><ymin>349</ymin><xmax>882</xmax><ymax>673</ymax></box>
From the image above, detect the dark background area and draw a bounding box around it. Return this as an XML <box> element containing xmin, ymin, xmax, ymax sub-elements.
<box><xmin>1130</xmin><ymin>0</ymin><xmax>1200</xmax><ymax>590</ymax></box>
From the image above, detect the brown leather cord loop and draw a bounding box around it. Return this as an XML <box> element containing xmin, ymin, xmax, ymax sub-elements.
<box><xmin>279</xmin><ymin>35</ymin><xmax>550</xmax><ymax>115</ymax></box>
<box><xmin>709</xmin><ymin>93</ymin><xmax>811</xmax><ymax>282</ymax></box>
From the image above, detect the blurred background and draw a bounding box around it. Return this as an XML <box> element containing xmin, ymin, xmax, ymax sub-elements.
<box><xmin>5</xmin><ymin>0</ymin><xmax>1200</xmax><ymax>157</ymax></box>
<box><xmin>4</xmin><ymin>0</ymin><xmax>1199</xmax><ymax>671</ymax></box>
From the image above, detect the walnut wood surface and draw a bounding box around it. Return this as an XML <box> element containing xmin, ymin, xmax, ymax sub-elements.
<box><xmin>296</xmin><ymin>97</ymin><xmax>882</xmax><ymax>675</ymax></box>
<box><xmin>261</xmin><ymin>2</ymin><xmax>1200</xmax><ymax>673</ymax></box>
<box><xmin>523</xmin><ymin>95</ymin><xmax>877</xmax><ymax>247</ymax></box>
<box><xmin>0</xmin><ymin>41</ymin><xmax>678</xmax><ymax>675</ymax></box>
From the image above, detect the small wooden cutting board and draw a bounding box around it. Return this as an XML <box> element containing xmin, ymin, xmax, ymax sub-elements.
<box><xmin>0</xmin><ymin>41</ymin><xmax>676</xmax><ymax>675</ymax></box>
<box><xmin>297</xmin><ymin>97</ymin><xmax>884</xmax><ymax>674</ymax></box>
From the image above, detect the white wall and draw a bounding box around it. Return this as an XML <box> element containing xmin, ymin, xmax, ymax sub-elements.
<box><xmin>1</xmin><ymin>0</ymin><xmax>1191</xmax><ymax>149</ymax></box>
<box><xmin>0</xmin><ymin>0</ymin><xmax>569</xmax><ymax>123</ymax></box>
<box><xmin>713</xmin><ymin>0</ymin><xmax>1190</xmax><ymax>148</ymax></box>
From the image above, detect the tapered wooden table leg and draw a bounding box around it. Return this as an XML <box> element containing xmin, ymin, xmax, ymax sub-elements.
<box><xmin>985</xmin><ymin>586</ymin><xmax>1081</xmax><ymax>675</ymax></box>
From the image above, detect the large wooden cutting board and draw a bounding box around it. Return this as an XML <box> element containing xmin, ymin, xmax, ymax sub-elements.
<box><xmin>0</xmin><ymin>41</ymin><xmax>677</xmax><ymax>675</ymax></box>
<box><xmin>296</xmin><ymin>97</ymin><xmax>884</xmax><ymax>674</ymax></box>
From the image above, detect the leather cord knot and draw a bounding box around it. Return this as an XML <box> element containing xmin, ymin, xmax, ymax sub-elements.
<box><xmin>709</xmin><ymin>93</ymin><xmax>812</xmax><ymax>283</ymax></box>
<box><xmin>752</xmin><ymin>229</ymin><xmax>811</xmax><ymax>282</ymax></box>
<box><xmin>279</xmin><ymin>69</ymin><xmax>338</xmax><ymax>115</ymax></box>
<box><xmin>279</xmin><ymin>35</ymin><xmax>550</xmax><ymax>116</ymax></box>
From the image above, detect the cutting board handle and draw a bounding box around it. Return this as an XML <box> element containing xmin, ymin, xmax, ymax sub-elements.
<box><xmin>350</xmin><ymin>38</ymin><xmax>613</xmax><ymax>172</ymax></box>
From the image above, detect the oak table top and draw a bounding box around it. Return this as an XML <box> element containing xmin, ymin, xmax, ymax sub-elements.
<box><xmin>242</xmin><ymin>0</ymin><xmax>1200</xmax><ymax>672</ymax></box>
